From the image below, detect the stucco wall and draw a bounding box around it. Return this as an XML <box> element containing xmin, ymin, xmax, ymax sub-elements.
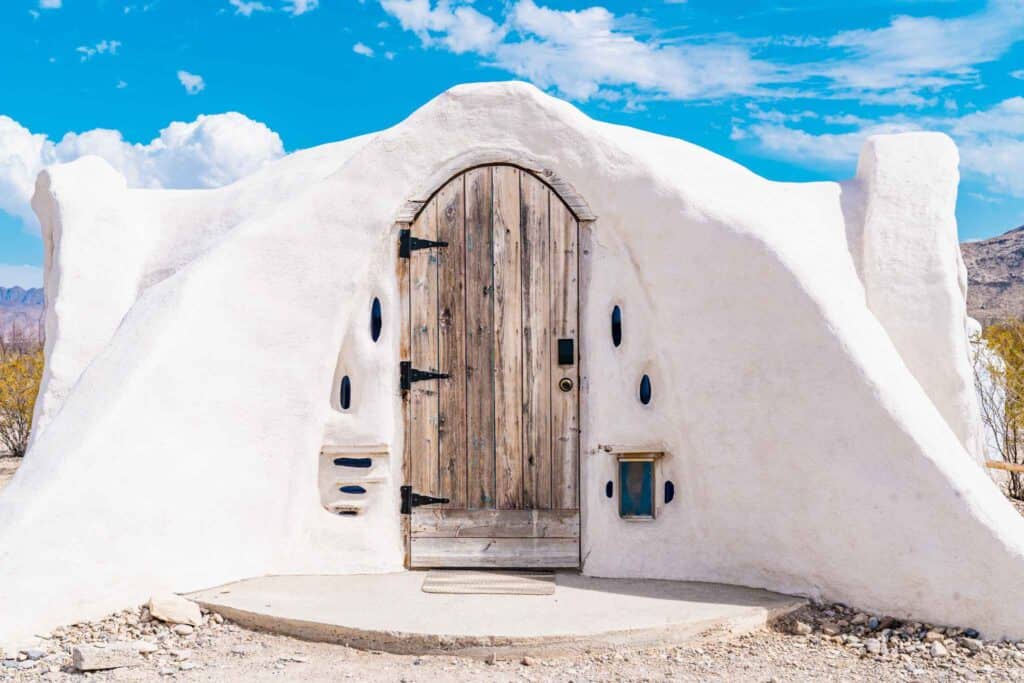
<box><xmin>2</xmin><ymin>82</ymin><xmax>1021</xmax><ymax>648</ymax></box>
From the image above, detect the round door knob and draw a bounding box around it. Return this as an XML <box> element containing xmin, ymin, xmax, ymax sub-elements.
<box><xmin>558</xmin><ymin>378</ymin><xmax>574</xmax><ymax>393</ymax></box>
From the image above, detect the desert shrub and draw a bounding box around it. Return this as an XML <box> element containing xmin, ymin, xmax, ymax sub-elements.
<box><xmin>974</xmin><ymin>321</ymin><xmax>1024</xmax><ymax>499</ymax></box>
<box><xmin>0</xmin><ymin>345</ymin><xmax>44</xmax><ymax>457</ymax></box>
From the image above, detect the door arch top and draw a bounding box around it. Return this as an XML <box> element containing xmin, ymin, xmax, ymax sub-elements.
<box><xmin>394</xmin><ymin>151</ymin><xmax>596</xmax><ymax>224</ymax></box>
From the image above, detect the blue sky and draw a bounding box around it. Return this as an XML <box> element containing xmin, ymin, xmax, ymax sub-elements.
<box><xmin>1</xmin><ymin>0</ymin><xmax>1022</xmax><ymax>287</ymax></box>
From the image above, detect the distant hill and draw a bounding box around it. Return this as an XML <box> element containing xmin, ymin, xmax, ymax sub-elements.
<box><xmin>962</xmin><ymin>226</ymin><xmax>1024</xmax><ymax>326</ymax></box>
<box><xmin>0</xmin><ymin>287</ymin><xmax>44</xmax><ymax>343</ymax></box>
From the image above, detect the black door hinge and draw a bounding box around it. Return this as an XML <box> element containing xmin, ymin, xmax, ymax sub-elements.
<box><xmin>400</xmin><ymin>485</ymin><xmax>450</xmax><ymax>515</ymax></box>
<box><xmin>399</xmin><ymin>229</ymin><xmax>449</xmax><ymax>258</ymax></box>
<box><xmin>400</xmin><ymin>361</ymin><xmax>450</xmax><ymax>391</ymax></box>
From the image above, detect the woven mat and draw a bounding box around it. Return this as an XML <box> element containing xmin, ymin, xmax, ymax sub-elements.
<box><xmin>421</xmin><ymin>570</ymin><xmax>556</xmax><ymax>595</ymax></box>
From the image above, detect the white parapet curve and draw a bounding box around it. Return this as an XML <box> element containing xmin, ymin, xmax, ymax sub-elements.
<box><xmin>1</xmin><ymin>81</ymin><xmax>1022</xmax><ymax>647</ymax></box>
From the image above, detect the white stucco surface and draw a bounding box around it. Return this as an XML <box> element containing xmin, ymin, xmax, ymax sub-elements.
<box><xmin>2</xmin><ymin>82</ymin><xmax>1022</xmax><ymax>647</ymax></box>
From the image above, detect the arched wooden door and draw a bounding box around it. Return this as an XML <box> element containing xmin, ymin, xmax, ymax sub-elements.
<box><xmin>402</xmin><ymin>165</ymin><xmax>580</xmax><ymax>568</ymax></box>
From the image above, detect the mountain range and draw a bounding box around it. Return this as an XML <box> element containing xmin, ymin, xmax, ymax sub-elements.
<box><xmin>0</xmin><ymin>287</ymin><xmax>44</xmax><ymax>343</ymax></box>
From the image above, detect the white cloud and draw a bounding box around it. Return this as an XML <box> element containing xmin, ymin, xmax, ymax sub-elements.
<box><xmin>737</xmin><ymin>97</ymin><xmax>1024</xmax><ymax>199</ymax></box>
<box><xmin>116</xmin><ymin>80</ymin><xmax>128</xmax><ymax>89</ymax></box>
<box><xmin>353</xmin><ymin>42</ymin><xmax>375</xmax><ymax>57</ymax></box>
<box><xmin>282</xmin><ymin>0</ymin><xmax>318</xmax><ymax>15</ymax></box>
<box><xmin>384</xmin><ymin>50</ymin><xmax>396</xmax><ymax>60</ymax></box>
<box><xmin>0</xmin><ymin>265</ymin><xmax>43</xmax><ymax>289</ymax></box>
<box><xmin>822</xmin><ymin>2</ymin><xmax>1024</xmax><ymax>97</ymax></box>
<box><xmin>177</xmin><ymin>70</ymin><xmax>206</xmax><ymax>95</ymax></box>
<box><xmin>229</xmin><ymin>0</ymin><xmax>271</xmax><ymax>16</ymax></box>
<box><xmin>1011</xmin><ymin>69</ymin><xmax>1024</xmax><ymax>80</ymax></box>
<box><xmin>379</xmin><ymin>0</ymin><xmax>1024</xmax><ymax>107</ymax></box>
<box><xmin>76</xmin><ymin>40</ymin><xmax>121</xmax><ymax>61</ymax></box>
<box><xmin>0</xmin><ymin>112</ymin><xmax>284</xmax><ymax>228</ymax></box>
<box><xmin>39</xmin><ymin>0</ymin><xmax>61</xmax><ymax>8</ymax></box>
<box><xmin>381</xmin><ymin>0</ymin><xmax>775</xmax><ymax>101</ymax></box>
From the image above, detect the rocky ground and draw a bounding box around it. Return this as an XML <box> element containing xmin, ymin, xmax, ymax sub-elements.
<box><xmin>4</xmin><ymin>600</ymin><xmax>1024</xmax><ymax>682</ymax></box>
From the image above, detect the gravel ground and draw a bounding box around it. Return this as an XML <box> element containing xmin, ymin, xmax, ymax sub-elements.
<box><xmin>0</xmin><ymin>456</ymin><xmax>19</xmax><ymax>490</ymax></box>
<box><xmin>3</xmin><ymin>601</ymin><xmax>1024</xmax><ymax>682</ymax></box>
<box><xmin>3</xmin><ymin>458</ymin><xmax>1024</xmax><ymax>682</ymax></box>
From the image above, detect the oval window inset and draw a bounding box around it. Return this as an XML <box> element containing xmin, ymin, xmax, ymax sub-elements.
<box><xmin>340</xmin><ymin>375</ymin><xmax>352</xmax><ymax>410</ymax></box>
<box><xmin>611</xmin><ymin>305</ymin><xmax>622</xmax><ymax>347</ymax></box>
<box><xmin>664</xmin><ymin>481</ymin><xmax>675</xmax><ymax>504</ymax></box>
<box><xmin>639</xmin><ymin>374</ymin><xmax>652</xmax><ymax>405</ymax></box>
<box><xmin>370</xmin><ymin>298</ymin><xmax>383</xmax><ymax>342</ymax></box>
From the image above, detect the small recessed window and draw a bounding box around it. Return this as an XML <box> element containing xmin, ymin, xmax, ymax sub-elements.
<box><xmin>611</xmin><ymin>306</ymin><xmax>622</xmax><ymax>347</ymax></box>
<box><xmin>619</xmin><ymin>458</ymin><xmax>655</xmax><ymax>519</ymax></box>
<box><xmin>639</xmin><ymin>374</ymin><xmax>652</xmax><ymax>405</ymax></box>
<box><xmin>370</xmin><ymin>298</ymin><xmax>383</xmax><ymax>342</ymax></box>
<box><xmin>340</xmin><ymin>375</ymin><xmax>352</xmax><ymax>410</ymax></box>
<box><xmin>339</xmin><ymin>485</ymin><xmax>367</xmax><ymax>495</ymax></box>
<box><xmin>334</xmin><ymin>457</ymin><xmax>372</xmax><ymax>468</ymax></box>
<box><xmin>605</xmin><ymin>481</ymin><xmax>614</xmax><ymax>498</ymax></box>
<box><xmin>664</xmin><ymin>481</ymin><xmax>675</xmax><ymax>504</ymax></box>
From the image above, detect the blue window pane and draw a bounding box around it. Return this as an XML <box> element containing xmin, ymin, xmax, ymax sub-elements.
<box><xmin>619</xmin><ymin>460</ymin><xmax>654</xmax><ymax>518</ymax></box>
<box><xmin>664</xmin><ymin>480</ymin><xmax>675</xmax><ymax>504</ymax></box>
<box><xmin>339</xmin><ymin>485</ymin><xmax>367</xmax><ymax>494</ymax></box>
<box><xmin>639</xmin><ymin>374</ymin><xmax>652</xmax><ymax>405</ymax></box>
<box><xmin>370</xmin><ymin>298</ymin><xmax>383</xmax><ymax>342</ymax></box>
<box><xmin>611</xmin><ymin>306</ymin><xmax>622</xmax><ymax>347</ymax></box>
<box><xmin>340</xmin><ymin>376</ymin><xmax>352</xmax><ymax>410</ymax></box>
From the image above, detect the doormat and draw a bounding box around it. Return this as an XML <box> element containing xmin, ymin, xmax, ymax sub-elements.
<box><xmin>421</xmin><ymin>570</ymin><xmax>556</xmax><ymax>595</ymax></box>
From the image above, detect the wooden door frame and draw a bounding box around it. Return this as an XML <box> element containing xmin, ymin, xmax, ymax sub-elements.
<box><xmin>395</xmin><ymin>156</ymin><xmax>596</xmax><ymax>569</ymax></box>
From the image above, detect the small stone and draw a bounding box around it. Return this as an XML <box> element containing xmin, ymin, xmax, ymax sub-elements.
<box><xmin>22</xmin><ymin>648</ymin><xmax>47</xmax><ymax>660</ymax></box>
<box><xmin>964</xmin><ymin>628</ymin><xmax>981</xmax><ymax>639</ymax></box>
<box><xmin>485</xmin><ymin>652</ymin><xmax>497</xmax><ymax>665</ymax></box>
<box><xmin>280</xmin><ymin>654</ymin><xmax>307</xmax><ymax>663</ymax></box>
<box><xmin>925</xmin><ymin>630</ymin><xmax>945</xmax><ymax>642</ymax></box>
<box><xmin>851</xmin><ymin>613</ymin><xmax>869</xmax><ymax>625</ymax></box>
<box><xmin>212</xmin><ymin>613</ymin><xmax>224</xmax><ymax>624</ymax></box>
<box><xmin>792</xmin><ymin>621</ymin><xmax>812</xmax><ymax>636</ymax></box>
<box><xmin>961</xmin><ymin>637</ymin><xmax>984</xmax><ymax>653</ymax></box>
<box><xmin>867</xmin><ymin>617</ymin><xmax>880</xmax><ymax>630</ymax></box>
<box><xmin>865</xmin><ymin>638</ymin><xmax>882</xmax><ymax>655</ymax></box>
<box><xmin>170</xmin><ymin>649</ymin><xmax>192</xmax><ymax>660</ymax></box>
<box><xmin>72</xmin><ymin>643</ymin><xmax>142</xmax><ymax>671</ymax></box>
<box><xmin>147</xmin><ymin>595</ymin><xmax>203</xmax><ymax>627</ymax></box>
<box><xmin>136</xmin><ymin>641</ymin><xmax>159</xmax><ymax>654</ymax></box>
<box><xmin>820</xmin><ymin>622</ymin><xmax>841</xmax><ymax>636</ymax></box>
<box><xmin>931</xmin><ymin>642</ymin><xmax>950</xmax><ymax>658</ymax></box>
<box><xmin>179</xmin><ymin>661</ymin><xmax>197</xmax><ymax>671</ymax></box>
<box><xmin>158</xmin><ymin>667</ymin><xmax>177</xmax><ymax>676</ymax></box>
<box><xmin>521</xmin><ymin>656</ymin><xmax>536</xmax><ymax>666</ymax></box>
<box><xmin>231</xmin><ymin>644</ymin><xmax>260</xmax><ymax>656</ymax></box>
<box><xmin>173</xmin><ymin>624</ymin><xmax>194</xmax><ymax>636</ymax></box>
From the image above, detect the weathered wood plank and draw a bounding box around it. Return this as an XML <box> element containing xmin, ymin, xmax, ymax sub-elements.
<box><xmin>411</xmin><ymin>537</ymin><xmax>579</xmax><ymax>568</ymax></box>
<box><xmin>549</xmin><ymin>199</ymin><xmax>579</xmax><ymax>510</ymax></box>
<box><xmin>986</xmin><ymin>460</ymin><xmax>1024</xmax><ymax>473</ymax></box>
<box><xmin>409</xmin><ymin>198</ymin><xmax>440</xmax><ymax>496</ymax></box>
<box><xmin>398</xmin><ymin>224</ymin><xmax>412</xmax><ymax>568</ymax></box>
<box><xmin>492</xmin><ymin>166</ymin><xmax>524</xmax><ymax>510</ymax></box>
<box><xmin>411</xmin><ymin>509</ymin><xmax>579</xmax><ymax>538</ymax></box>
<box><xmin>436</xmin><ymin>174</ymin><xmax>468</xmax><ymax>508</ymax></box>
<box><xmin>521</xmin><ymin>173</ymin><xmax>552</xmax><ymax>509</ymax></box>
<box><xmin>464</xmin><ymin>167</ymin><xmax>496</xmax><ymax>509</ymax></box>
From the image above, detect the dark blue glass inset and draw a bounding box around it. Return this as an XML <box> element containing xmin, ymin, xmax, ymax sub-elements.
<box><xmin>664</xmin><ymin>480</ymin><xmax>675</xmax><ymax>504</ymax></box>
<box><xmin>619</xmin><ymin>460</ymin><xmax>654</xmax><ymax>518</ymax></box>
<box><xmin>639</xmin><ymin>374</ymin><xmax>652</xmax><ymax>405</ymax></box>
<box><xmin>370</xmin><ymin>298</ymin><xmax>383</xmax><ymax>342</ymax></box>
<box><xmin>340</xmin><ymin>376</ymin><xmax>352</xmax><ymax>410</ymax></box>
<box><xmin>339</xmin><ymin>485</ymin><xmax>367</xmax><ymax>494</ymax></box>
<box><xmin>611</xmin><ymin>306</ymin><xmax>622</xmax><ymax>347</ymax></box>
<box><xmin>334</xmin><ymin>457</ymin><xmax>372</xmax><ymax>468</ymax></box>
<box><xmin>605</xmin><ymin>481</ymin><xmax>614</xmax><ymax>498</ymax></box>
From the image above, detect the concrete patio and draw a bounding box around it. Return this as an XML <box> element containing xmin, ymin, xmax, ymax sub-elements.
<box><xmin>189</xmin><ymin>573</ymin><xmax>805</xmax><ymax>658</ymax></box>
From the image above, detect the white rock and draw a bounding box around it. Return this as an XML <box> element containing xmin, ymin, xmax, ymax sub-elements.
<box><xmin>147</xmin><ymin>595</ymin><xmax>203</xmax><ymax>627</ymax></box>
<box><xmin>173</xmin><ymin>624</ymin><xmax>195</xmax><ymax>636</ymax></box>
<box><xmin>930</xmin><ymin>641</ymin><xmax>949</xmax><ymax>658</ymax></box>
<box><xmin>72</xmin><ymin>643</ymin><xmax>141</xmax><ymax>671</ymax></box>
